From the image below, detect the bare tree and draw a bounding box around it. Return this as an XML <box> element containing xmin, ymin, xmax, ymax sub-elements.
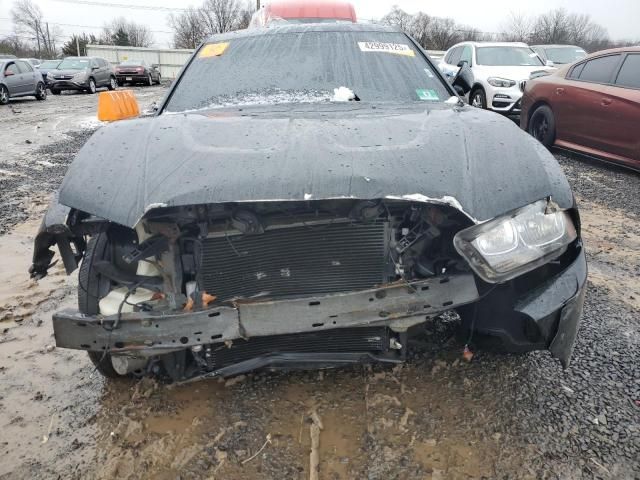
<box><xmin>101</xmin><ymin>17</ymin><xmax>153</xmax><ymax>47</ymax></box>
<box><xmin>11</xmin><ymin>0</ymin><xmax>60</xmax><ymax>57</ymax></box>
<box><xmin>429</xmin><ymin>17</ymin><xmax>460</xmax><ymax>50</ymax></box>
<box><xmin>531</xmin><ymin>8</ymin><xmax>571</xmax><ymax>44</ymax></box>
<box><xmin>407</xmin><ymin>12</ymin><xmax>432</xmax><ymax>47</ymax></box>
<box><xmin>0</xmin><ymin>34</ymin><xmax>35</xmax><ymax>57</ymax></box>
<box><xmin>500</xmin><ymin>12</ymin><xmax>533</xmax><ymax>42</ymax></box>
<box><xmin>380</xmin><ymin>5</ymin><xmax>413</xmax><ymax>32</ymax></box>
<box><xmin>169</xmin><ymin>8</ymin><xmax>208</xmax><ymax>49</ymax></box>
<box><xmin>200</xmin><ymin>0</ymin><xmax>242</xmax><ymax>34</ymax></box>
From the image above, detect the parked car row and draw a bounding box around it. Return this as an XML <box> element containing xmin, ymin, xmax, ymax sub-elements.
<box><xmin>0</xmin><ymin>56</ymin><xmax>162</xmax><ymax>104</ymax></box>
<box><xmin>522</xmin><ymin>47</ymin><xmax>639</xmax><ymax>171</ymax></box>
<box><xmin>439</xmin><ymin>41</ymin><xmax>638</xmax><ymax>170</ymax></box>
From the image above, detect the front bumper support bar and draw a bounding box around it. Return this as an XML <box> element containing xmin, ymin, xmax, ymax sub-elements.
<box><xmin>53</xmin><ymin>273</ymin><xmax>479</xmax><ymax>353</ymax></box>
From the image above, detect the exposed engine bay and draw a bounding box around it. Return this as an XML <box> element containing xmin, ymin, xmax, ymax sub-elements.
<box><xmin>39</xmin><ymin>199</ymin><xmax>484</xmax><ymax>381</ymax></box>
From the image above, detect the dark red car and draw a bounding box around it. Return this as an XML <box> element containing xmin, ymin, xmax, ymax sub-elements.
<box><xmin>521</xmin><ymin>47</ymin><xmax>640</xmax><ymax>170</ymax></box>
<box><xmin>251</xmin><ymin>0</ymin><xmax>357</xmax><ymax>27</ymax></box>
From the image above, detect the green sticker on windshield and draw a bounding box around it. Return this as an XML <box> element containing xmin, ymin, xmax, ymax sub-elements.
<box><xmin>416</xmin><ymin>89</ymin><xmax>439</xmax><ymax>101</ymax></box>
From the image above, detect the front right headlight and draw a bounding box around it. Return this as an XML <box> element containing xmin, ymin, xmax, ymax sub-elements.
<box><xmin>487</xmin><ymin>77</ymin><xmax>516</xmax><ymax>88</ymax></box>
<box><xmin>453</xmin><ymin>199</ymin><xmax>577</xmax><ymax>283</ymax></box>
<box><xmin>72</xmin><ymin>71</ymin><xmax>87</xmax><ymax>81</ymax></box>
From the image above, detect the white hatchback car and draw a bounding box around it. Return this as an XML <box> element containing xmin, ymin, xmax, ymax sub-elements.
<box><xmin>439</xmin><ymin>42</ymin><xmax>553</xmax><ymax>114</ymax></box>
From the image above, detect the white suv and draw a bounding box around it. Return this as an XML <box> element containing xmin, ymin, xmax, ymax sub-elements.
<box><xmin>439</xmin><ymin>42</ymin><xmax>553</xmax><ymax>114</ymax></box>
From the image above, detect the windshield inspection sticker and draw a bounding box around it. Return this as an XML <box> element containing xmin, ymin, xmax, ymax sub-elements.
<box><xmin>416</xmin><ymin>89</ymin><xmax>439</xmax><ymax>101</ymax></box>
<box><xmin>199</xmin><ymin>42</ymin><xmax>229</xmax><ymax>58</ymax></box>
<box><xmin>358</xmin><ymin>42</ymin><xmax>415</xmax><ymax>57</ymax></box>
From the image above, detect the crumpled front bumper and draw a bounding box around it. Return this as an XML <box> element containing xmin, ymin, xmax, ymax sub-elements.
<box><xmin>51</xmin><ymin>247</ymin><xmax>587</xmax><ymax>368</ymax></box>
<box><xmin>52</xmin><ymin>274</ymin><xmax>480</xmax><ymax>354</ymax></box>
<box><xmin>463</xmin><ymin>244</ymin><xmax>587</xmax><ymax>367</ymax></box>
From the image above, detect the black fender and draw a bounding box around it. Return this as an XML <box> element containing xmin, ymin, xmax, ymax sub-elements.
<box><xmin>29</xmin><ymin>193</ymin><xmax>87</xmax><ymax>279</ymax></box>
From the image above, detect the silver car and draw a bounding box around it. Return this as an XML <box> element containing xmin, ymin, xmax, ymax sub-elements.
<box><xmin>0</xmin><ymin>59</ymin><xmax>47</xmax><ymax>105</ymax></box>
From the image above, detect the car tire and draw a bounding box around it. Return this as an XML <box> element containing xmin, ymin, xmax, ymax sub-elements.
<box><xmin>470</xmin><ymin>87</ymin><xmax>487</xmax><ymax>109</ymax></box>
<box><xmin>528</xmin><ymin>105</ymin><xmax>556</xmax><ymax>148</ymax></box>
<box><xmin>35</xmin><ymin>82</ymin><xmax>47</xmax><ymax>101</ymax></box>
<box><xmin>51</xmin><ymin>88</ymin><xmax>61</xmax><ymax>95</ymax></box>
<box><xmin>0</xmin><ymin>85</ymin><xmax>8</xmax><ymax>105</ymax></box>
<box><xmin>108</xmin><ymin>76</ymin><xmax>117</xmax><ymax>91</ymax></box>
<box><xmin>78</xmin><ymin>234</ymin><xmax>127</xmax><ymax>379</ymax></box>
<box><xmin>87</xmin><ymin>78</ymin><xmax>96</xmax><ymax>94</ymax></box>
<box><xmin>147</xmin><ymin>73</ymin><xmax>153</xmax><ymax>86</ymax></box>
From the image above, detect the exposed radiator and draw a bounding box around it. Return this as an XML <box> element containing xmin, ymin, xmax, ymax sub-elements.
<box><xmin>206</xmin><ymin>327</ymin><xmax>390</xmax><ymax>370</ymax></box>
<box><xmin>200</xmin><ymin>222</ymin><xmax>388</xmax><ymax>301</ymax></box>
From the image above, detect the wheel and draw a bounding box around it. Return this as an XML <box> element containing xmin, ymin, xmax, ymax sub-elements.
<box><xmin>51</xmin><ymin>88</ymin><xmax>61</xmax><ymax>95</ymax></box>
<box><xmin>108</xmin><ymin>76</ymin><xmax>117</xmax><ymax>91</ymax></box>
<box><xmin>0</xmin><ymin>85</ymin><xmax>8</xmax><ymax>105</ymax></box>
<box><xmin>87</xmin><ymin>78</ymin><xmax>96</xmax><ymax>94</ymax></box>
<box><xmin>528</xmin><ymin>105</ymin><xmax>556</xmax><ymax>148</ymax></box>
<box><xmin>470</xmin><ymin>88</ymin><xmax>487</xmax><ymax>109</ymax></box>
<box><xmin>79</xmin><ymin>234</ymin><xmax>125</xmax><ymax>378</ymax></box>
<box><xmin>35</xmin><ymin>82</ymin><xmax>47</xmax><ymax>100</ymax></box>
<box><xmin>147</xmin><ymin>73</ymin><xmax>153</xmax><ymax>86</ymax></box>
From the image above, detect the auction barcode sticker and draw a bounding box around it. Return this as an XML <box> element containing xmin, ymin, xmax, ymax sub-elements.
<box><xmin>357</xmin><ymin>42</ymin><xmax>415</xmax><ymax>57</ymax></box>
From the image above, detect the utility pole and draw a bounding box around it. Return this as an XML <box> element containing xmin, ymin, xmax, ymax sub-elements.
<box><xmin>46</xmin><ymin>22</ymin><xmax>52</xmax><ymax>58</ymax></box>
<box><xmin>256</xmin><ymin>0</ymin><xmax>260</xmax><ymax>10</ymax></box>
<box><xmin>35</xmin><ymin>19</ymin><xmax>41</xmax><ymax>58</ymax></box>
<box><xmin>76</xmin><ymin>35</ymin><xmax>81</xmax><ymax>56</ymax></box>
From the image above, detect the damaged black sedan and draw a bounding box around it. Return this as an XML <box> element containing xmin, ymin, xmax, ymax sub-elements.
<box><xmin>30</xmin><ymin>24</ymin><xmax>586</xmax><ymax>382</ymax></box>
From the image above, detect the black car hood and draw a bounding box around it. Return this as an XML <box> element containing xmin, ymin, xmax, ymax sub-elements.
<box><xmin>58</xmin><ymin>103</ymin><xmax>573</xmax><ymax>227</ymax></box>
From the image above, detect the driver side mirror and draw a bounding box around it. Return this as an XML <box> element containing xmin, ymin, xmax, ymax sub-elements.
<box><xmin>92</xmin><ymin>66</ymin><xmax>99</xmax><ymax>71</ymax></box>
<box><xmin>452</xmin><ymin>64</ymin><xmax>473</xmax><ymax>96</ymax></box>
<box><xmin>4</xmin><ymin>69</ymin><xmax>14</xmax><ymax>77</ymax></box>
<box><xmin>151</xmin><ymin>64</ymin><xmax>159</xmax><ymax>69</ymax></box>
<box><xmin>457</xmin><ymin>60</ymin><xmax>469</xmax><ymax>68</ymax></box>
<box><xmin>545</xmin><ymin>60</ymin><xmax>555</xmax><ymax>67</ymax></box>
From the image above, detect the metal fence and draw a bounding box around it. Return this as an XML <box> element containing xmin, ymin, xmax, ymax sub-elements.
<box><xmin>86</xmin><ymin>45</ymin><xmax>195</xmax><ymax>79</ymax></box>
<box><xmin>85</xmin><ymin>45</ymin><xmax>446</xmax><ymax>79</ymax></box>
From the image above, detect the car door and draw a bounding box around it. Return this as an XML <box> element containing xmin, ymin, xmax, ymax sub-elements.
<box><xmin>16</xmin><ymin>60</ymin><xmax>37</xmax><ymax>94</ymax></box>
<box><xmin>606</xmin><ymin>53</ymin><xmax>640</xmax><ymax>164</ymax></box>
<box><xmin>3</xmin><ymin>62</ymin><xmax>24</xmax><ymax>95</ymax></box>
<box><xmin>100</xmin><ymin>59</ymin><xmax>112</xmax><ymax>86</ymax></box>
<box><xmin>440</xmin><ymin>46</ymin><xmax>461</xmax><ymax>80</ymax></box>
<box><xmin>553</xmin><ymin>54</ymin><xmax>623</xmax><ymax>152</ymax></box>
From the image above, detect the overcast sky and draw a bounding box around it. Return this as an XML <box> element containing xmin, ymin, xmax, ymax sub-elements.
<box><xmin>0</xmin><ymin>0</ymin><xmax>638</xmax><ymax>48</ymax></box>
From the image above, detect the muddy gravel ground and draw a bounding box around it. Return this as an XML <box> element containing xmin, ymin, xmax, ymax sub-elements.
<box><xmin>0</xmin><ymin>92</ymin><xmax>638</xmax><ymax>480</ymax></box>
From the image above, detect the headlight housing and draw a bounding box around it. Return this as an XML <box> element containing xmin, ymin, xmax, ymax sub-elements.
<box><xmin>453</xmin><ymin>199</ymin><xmax>577</xmax><ymax>283</ymax></box>
<box><xmin>487</xmin><ymin>77</ymin><xmax>516</xmax><ymax>88</ymax></box>
<box><xmin>72</xmin><ymin>71</ymin><xmax>87</xmax><ymax>81</ymax></box>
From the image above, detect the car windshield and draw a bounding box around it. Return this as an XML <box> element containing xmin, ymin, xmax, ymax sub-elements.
<box><xmin>543</xmin><ymin>47</ymin><xmax>587</xmax><ymax>64</ymax></box>
<box><xmin>164</xmin><ymin>30</ymin><xmax>449</xmax><ymax>113</ymax></box>
<box><xmin>121</xmin><ymin>60</ymin><xmax>143</xmax><ymax>66</ymax></box>
<box><xmin>39</xmin><ymin>60</ymin><xmax>60</xmax><ymax>68</ymax></box>
<box><xmin>58</xmin><ymin>58</ymin><xmax>91</xmax><ymax>70</ymax></box>
<box><xmin>476</xmin><ymin>46</ymin><xmax>544</xmax><ymax>66</ymax></box>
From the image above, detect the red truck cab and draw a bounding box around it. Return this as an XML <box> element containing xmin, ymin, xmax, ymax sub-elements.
<box><xmin>251</xmin><ymin>1</ymin><xmax>357</xmax><ymax>27</ymax></box>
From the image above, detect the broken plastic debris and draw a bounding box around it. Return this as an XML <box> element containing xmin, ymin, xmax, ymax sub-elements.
<box><xmin>332</xmin><ymin>86</ymin><xmax>355</xmax><ymax>102</ymax></box>
<box><xmin>462</xmin><ymin>345</ymin><xmax>474</xmax><ymax>362</ymax></box>
<box><xmin>202</xmin><ymin>292</ymin><xmax>216</xmax><ymax>307</ymax></box>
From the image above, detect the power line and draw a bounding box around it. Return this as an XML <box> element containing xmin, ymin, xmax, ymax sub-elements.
<box><xmin>51</xmin><ymin>0</ymin><xmax>187</xmax><ymax>11</ymax></box>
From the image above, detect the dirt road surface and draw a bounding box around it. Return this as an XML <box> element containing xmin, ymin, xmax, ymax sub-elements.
<box><xmin>0</xmin><ymin>89</ymin><xmax>638</xmax><ymax>480</ymax></box>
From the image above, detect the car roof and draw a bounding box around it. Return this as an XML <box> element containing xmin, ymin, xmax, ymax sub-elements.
<box><xmin>203</xmin><ymin>22</ymin><xmax>401</xmax><ymax>43</ymax></box>
<box><xmin>585</xmin><ymin>45</ymin><xmax>640</xmax><ymax>57</ymax></box>
<box><xmin>531</xmin><ymin>44</ymin><xmax>584</xmax><ymax>49</ymax></box>
<box><xmin>450</xmin><ymin>41</ymin><xmax>530</xmax><ymax>49</ymax></box>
